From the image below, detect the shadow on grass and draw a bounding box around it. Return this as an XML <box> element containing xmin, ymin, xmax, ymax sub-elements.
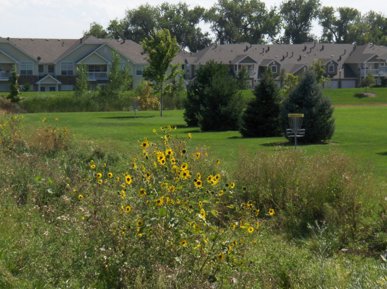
<box><xmin>354</xmin><ymin>92</ymin><xmax>376</xmax><ymax>98</ymax></box>
<box><xmin>99</xmin><ymin>115</ymin><xmax>155</xmax><ymax>120</ymax></box>
<box><xmin>376</xmin><ymin>151</ymin><xmax>387</xmax><ymax>156</ymax></box>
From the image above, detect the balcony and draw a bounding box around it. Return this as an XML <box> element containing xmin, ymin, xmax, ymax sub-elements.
<box><xmin>360</xmin><ymin>67</ymin><xmax>387</xmax><ymax>77</ymax></box>
<box><xmin>87</xmin><ymin>72</ymin><xmax>108</xmax><ymax>81</ymax></box>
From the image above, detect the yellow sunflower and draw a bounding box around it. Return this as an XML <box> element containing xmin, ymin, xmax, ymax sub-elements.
<box><xmin>180</xmin><ymin>239</ymin><xmax>188</xmax><ymax>247</ymax></box>
<box><xmin>156</xmin><ymin>197</ymin><xmax>164</xmax><ymax>207</ymax></box>
<box><xmin>124</xmin><ymin>205</ymin><xmax>132</xmax><ymax>214</ymax></box>
<box><xmin>217</xmin><ymin>252</ymin><xmax>225</xmax><ymax>262</ymax></box>
<box><xmin>139</xmin><ymin>188</ymin><xmax>147</xmax><ymax>197</ymax></box>
<box><xmin>125</xmin><ymin>174</ymin><xmax>133</xmax><ymax>185</ymax></box>
<box><xmin>194</xmin><ymin>179</ymin><xmax>203</xmax><ymax>189</ymax></box>
<box><xmin>141</xmin><ymin>139</ymin><xmax>150</xmax><ymax>149</ymax></box>
<box><xmin>181</xmin><ymin>162</ymin><xmax>188</xmax><ymax>170</ymax></box>
<box><xmin>199</xmin><ymin>208</ymin><xmax>206</xmax><ymax>220</ymax></box>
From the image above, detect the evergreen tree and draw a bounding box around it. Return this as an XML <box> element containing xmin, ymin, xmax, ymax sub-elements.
<box><xmin>8</xmin><ymin>66</ymin><xmax>20</xmax><ymax>103</ymax></box>
<box><xmin>184</xmin><ymin>61</ymin><xmax>243</xmax><ymax>131</ymax></box>
<box><xmin>280</xmin><ymin>71</ymin><xmax>335</xmax><ymax>143</ymax></box>
<box><xmin>240</xmin><ymin>69</ymin><xmax>281</xmax><ymax>137</ymax></box>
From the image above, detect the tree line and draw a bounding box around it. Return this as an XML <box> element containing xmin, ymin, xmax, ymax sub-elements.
<box><xmin>84</xmin><ymin>0</ymin><xmax>387</xmax><ymax>52</ymax></box>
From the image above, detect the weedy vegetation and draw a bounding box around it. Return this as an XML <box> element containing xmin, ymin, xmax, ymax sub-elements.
<box><xmin>0</xmin><ymin>113</ymin><xmax>386</xmax><ymax>288</ymax></box>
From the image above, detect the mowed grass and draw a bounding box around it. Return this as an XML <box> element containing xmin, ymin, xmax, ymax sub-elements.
<box><xmin>20</xmin><ymin>87</ymin><xmax>387</xmax><ymax>177</ymax></box>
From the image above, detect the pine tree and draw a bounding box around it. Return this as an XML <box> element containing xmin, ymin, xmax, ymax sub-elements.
<box><xmin>184</xmin><ymin>61</ymin><xmax>243</xmax><ymax>131</ymax></box>
<box><xmin>280</xmin><ymin>71</ymin><xmax>335</xmax><ymax>143</ymax></box>
<box><xmin>240</xmin><ymin>69</ymin><xmax>281</xmax><ymax>137</ymax></box>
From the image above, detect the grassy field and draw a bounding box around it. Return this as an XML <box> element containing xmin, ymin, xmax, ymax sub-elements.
<box><xmin>21</xmin><ymin>99</ymin><xmax>387</xmax><ymax>178</ymax></box>
<box><xmin>1</xmin><ymin>87</ymin><xmax>387</xmax><ymax>288</ymax></box>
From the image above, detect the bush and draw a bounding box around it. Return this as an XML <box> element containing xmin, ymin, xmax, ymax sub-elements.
<box><xmin>184</xmin><ymin>61</ymin><xmax>244</xmax><ymax>131</ymax></box>
<box><xmin>135</xmin><ymin>81</ymin><xmax>159</xmax><ymax>110</ymax></box>
<box><xmin>20</xmin><ymin>93</ymin><xmax>99</xmax><ymax>112</ymax></box>
<box><xmin>240</xmin><ymin>69</ymin><xmax>281</xmax><ymax>137</ymax></box>
<box><xmin>280</xmin><ymin>71</ymin><xmax>335</xmax><ymax>143</ymax></box>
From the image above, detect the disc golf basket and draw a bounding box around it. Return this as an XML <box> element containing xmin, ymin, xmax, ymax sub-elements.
<box><xmin>286</xmin><ymin>113</ymin><xmax>305</xmax><ymax>147</ymax></box>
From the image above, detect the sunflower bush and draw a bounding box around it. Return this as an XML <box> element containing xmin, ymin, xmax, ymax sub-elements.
<box><xmin>70</xmin><ymin>126</ymin><xmax>266</xmax><ymax>288</ymax></box>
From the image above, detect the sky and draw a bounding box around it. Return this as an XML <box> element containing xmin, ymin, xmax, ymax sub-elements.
<box><xmin>0</xmin><ymin>0</ymin><xmax>386</xmax><ymax>39</ymax></box>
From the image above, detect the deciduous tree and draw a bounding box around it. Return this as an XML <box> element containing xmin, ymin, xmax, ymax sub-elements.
<box><xmin>280</xmin><ymin>0</ymin><xmax>321</xmax><ymax>44</ymax></box>
<box><xmin>84</xmin><ymin>22</ymin><xmax>108</xmax><ymax>38</ymax></box>
<box><xmin>159</xmin><ymin>3</ymin><xmax>211</xmax><ymax>52</ymax></box>
<box><xmin>207</xmin><ymin>0</ymin><xmax>281</xmax><ymax>44</ymax></box>
<box><xmin>318</xmin><ymin>7</ymin><xmax>361</xmax><ymax>43</ymax></box>
<box><xmin>142</xmin><ymin>29</ymin><xmax>180</xmax><ymax>117</ymax></box>
<box><xmin>74</xmin><ymin>64</ymin><xmax>89</xmax><ymax>97</ymax></box>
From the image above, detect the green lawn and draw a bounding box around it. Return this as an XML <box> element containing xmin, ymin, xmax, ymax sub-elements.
<box><xmin>21</xmin><ymin>103</ymin><xmax>387</xmax><ymax>179</ymax></box>
<box><xmin>325</xmin><ymin>87</ymin><xmax>387</xmax><ymax>105</ymax></box>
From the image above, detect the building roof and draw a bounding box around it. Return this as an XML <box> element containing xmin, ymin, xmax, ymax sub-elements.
<box><xmin>0</xmin><ymin>36</ymin><xmax>147</xmax><ymax>65</ymax></box>
<box><xmin>1</xmin><ymin>37</ymin><xmax>78</xmax><ymax>63</ymax></box>
<box><xmin>185</xmin><ymin>42</ymin><xmax>385</xmax><ymax>70</ymax></box>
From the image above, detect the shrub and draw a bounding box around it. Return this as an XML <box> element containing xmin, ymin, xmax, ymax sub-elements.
<box><xmin>239</xmin><ymin>69</ymin><xmax>281</xmax><ymax>137</ymax></box>
<box><xmin>0</xmin><ymin>114</ymin><xmax>26</xmax><ymax>152</ymax></box>
<box><xmin>20</xmin><ymin>93</ymin><xmax>99</xmax><ymax>112</ymax></box>
<box><xmin>135</xmin><ymin>81</ymin><xmax>159</xmax><ymax>110</ymax></box>
<box><xmin>8</xmin><ymin>66</ymin><xmax>20</xmax><ymax>103</ymax></box>
<box><xmin>184</xmin><ymin>61</ymin><xmax>244</xmax><ymax>131</ymax></box>
<box><xmin>280</xmin><ymin>71</ymin><xmax>335</xmax><ymax>143</ymax></box>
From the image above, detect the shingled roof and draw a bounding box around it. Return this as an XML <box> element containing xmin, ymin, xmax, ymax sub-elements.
<box><xmin>0</xmin><ymin>37</ymin><xmax>77</xmax><ymax>63</ymax></box>
<box><xmin>185</xmin><ymin>42</ymin><xmax>384</xmax><ymax>69</ymax></box>
<box><xmin>0</xmin><ymin>36</ymin><xmax>147</xmax><ymax>64</ymax></box>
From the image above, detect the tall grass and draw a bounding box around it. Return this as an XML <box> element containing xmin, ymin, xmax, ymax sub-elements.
<box><xmin>234</xmin><ymin>149</ymin><xmax>386</xmax><ymax>254</ymax></box>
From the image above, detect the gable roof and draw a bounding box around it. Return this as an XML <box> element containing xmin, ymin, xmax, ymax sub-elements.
<box><xmin>36</xmin><ymin>74</ymin><xmax>61</xmax><ymax>84</ymax></box>
<box><xmin>0</xmin><ymin>36</ymin><xmax>147</xmax><ymax>65</ymax></box>
<box><xmin>1</xmin><ymin>37</ymin><xmax>77</xmax><ymax>63</ymax></box>
<box><xmin>231</xmin><ymin>55</ymin><xmax>256</xmax><ymax>64</ymax></box>
<box><xmin>77</xmin><ymin>49</ymin><xmax>111</xmax><ymax>64</ymax></box>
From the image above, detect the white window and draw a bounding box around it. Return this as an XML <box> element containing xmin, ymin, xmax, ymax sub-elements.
<box><xmin>48</xmin><ymin>64</ymin><xmax>55</xmax><ymax>74</ymax></box>
<box><xmin>271</xmin><ymin>64</ymin><xmax>277</xmax><ymax>74</ymax></box>
<box><xmin>327</xmin><ymin>63</ymin><xmax>335</xmax><ymax>74</ymax></box>
<box><xmin>61</xmin><ymin>62</ymin><xmax>74</xmax><ymax>76</ymax></box>
<box><xmin>20</xmin><ymin>62</ymin><xmax>33</xmax><ymax>75</ymax></box>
